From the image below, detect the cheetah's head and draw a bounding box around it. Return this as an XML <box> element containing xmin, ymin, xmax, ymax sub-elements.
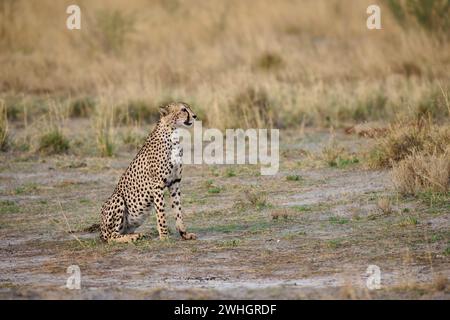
<box><xmin>159</xmin><ymin>102</ymin><xmax>197</xmax><ymax>127</ymax></box>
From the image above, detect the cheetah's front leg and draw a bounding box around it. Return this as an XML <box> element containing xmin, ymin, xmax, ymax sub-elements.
<box><xmin>153</xmin><ymin>189</ymin><xmax>169</xmax><ymax>240</ymax></box>
<box><xmin>169</xmin><ymin>181</ymin><xmax>197</xmax><ymax>240</ymax></box>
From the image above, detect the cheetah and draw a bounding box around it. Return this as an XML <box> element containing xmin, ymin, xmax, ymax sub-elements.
<box><xmin>100</xmin><ymin>102</ymin><xmax>198</xmax><ymax>243</ymax></box>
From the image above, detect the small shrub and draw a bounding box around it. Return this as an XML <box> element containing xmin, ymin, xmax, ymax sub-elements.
<box><xmin>399</xmin><ymin>216</ymin><xmax>419</xmax><ymax>227</ymax></box>
<box><xmin>97</xmin><ymin>131</ymin><xmax>115</xmax><ymax>157</ymax></box>
<box><xmin>368</xmin><ymin>123</ymin><xmax>450</xmax><ymax>168</ymax></box>
<box><xmin>246</xmin><ymin>190</ymin><xmax>269</xmax><ymax>210</ymax></box>
<box><xmin>225</xmin><ymin>167</ymin><xmax>236</xmax><ymax>177</ymax></box>
<box><xmin>38</xmin><ymin>130</ymin><xmax>70</xmax><ymax>155</ymax></box>
<box><xmin>377</xmin><ymin>197</ymin><xmax>393</xmax><ymax>214</ymax></box>
<box><xmin>321</xmin><ymin>140</ymin><xmax>359</xmax><ymax>168</ymax></box>
<box><xmin>286</xmin><ymin>174</ymin><xmax>301</xmax><ymax>181</ymax></box>
<box><xmin>69</xmin><ymin>97</ymin><xmax>96</xmax><ymax>118</ymax></box>
<box><xmin>93</xmin><ymin>104</ymin><xmax>116</xmax><ymax>157</ymax></box>
<box><xmin>391</xmin><ymin>151</ymin><xmax>449</xmax><ymax>195</ymax></box>
<box><xmin>203</xmin><ymin>180</ymin><xmax>223</xmax><ymax>194</ymax></box>
<box><xmin>236</xmin><ymin>188</ymin><xmax>269</xmax><ymax>210</ymax></box>
<box><xmin>321</xmin><ymin>142</ymin><xmax>345</xmax><ymax>167</ymax></box>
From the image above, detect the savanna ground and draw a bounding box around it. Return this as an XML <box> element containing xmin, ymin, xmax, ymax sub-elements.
<box><xmin>0</xmin><ymin>0</ymin><xmax>449</xmax><ymax>299</ymax></box>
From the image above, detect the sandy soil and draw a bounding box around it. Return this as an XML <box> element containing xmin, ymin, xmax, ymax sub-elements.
<box><xmin>0</xmin><ymin>130</ymin><xmax>448</xmax><ymax>299</ymax></box>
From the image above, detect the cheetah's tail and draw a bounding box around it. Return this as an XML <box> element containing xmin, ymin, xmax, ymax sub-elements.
<box><xmin>82</xmin><ymin>223</ymin><xmax>101</xmax><ymax>233</ymax></box>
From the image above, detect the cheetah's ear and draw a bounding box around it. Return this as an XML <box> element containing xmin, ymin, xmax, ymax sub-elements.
<box><xmin>159</xmin><ymin>105</ymin><xmax>170</xmax><ymax>117</ymax></box>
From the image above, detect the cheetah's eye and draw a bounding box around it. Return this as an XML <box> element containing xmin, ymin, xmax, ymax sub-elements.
<box><xmin>181</xmin><ymin>107</ymin><xmax>187</xmax><ymax>112</ymax></box>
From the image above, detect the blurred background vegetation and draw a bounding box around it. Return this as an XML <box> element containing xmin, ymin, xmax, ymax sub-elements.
<box><xmin>0</xmin><ymin>0</ymin><xmax>448</xmax><ymax>156</ymax></box>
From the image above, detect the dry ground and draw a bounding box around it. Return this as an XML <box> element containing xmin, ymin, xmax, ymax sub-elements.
<box><xmin>0</xmin><ymin>129</ymin><xmax>448</xmax><ymax>299</ymax></box>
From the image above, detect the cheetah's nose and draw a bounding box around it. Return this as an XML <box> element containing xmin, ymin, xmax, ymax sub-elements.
<box><xmin>193</xmin><ymin>114</ymin><xmax>197</xmax><ymax>120</ymax></box>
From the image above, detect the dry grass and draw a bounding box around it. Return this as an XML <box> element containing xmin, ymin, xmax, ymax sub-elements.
<box><xmin>94</xmin><ymin>105</ymin><xmax>116</xmax><ymax>157</ymax></box>
<box><xmin>377</xmin><ymin>197</ymin><xmax>393</xmax><ymax>214</ymax></box>
<box><xmin>368</xmin><ymin>122</ymin><xmax>450</xmax><ymax>169</ymax></box>
<box><xmin>0</xmin><ymin>0</ymin><xmax>449</xmax><ymax>132</ymax></box>
<box><xmin>0</xmin><ymin>100</ymin><xmax>9</xmax><ymax>151</ymax></box>
<box><xmin>432</xmin><ymin>274</ymin><xmax>449</xmax><ymax>292</ymax></box>
<box><xmin>391</xmin><ymin>151</ymin><xmax>449</xmax><ymax>195</ymax></box>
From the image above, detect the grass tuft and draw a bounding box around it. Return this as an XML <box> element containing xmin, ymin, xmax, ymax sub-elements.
<box><xmin>0</xmin><ymin>101</ymin><xmax>9</xmax><ymax>151</ymax></box>
<box><xmin>368</xmin><ymin>123</ymin><xmax>450</xmax><ymax>169</ymax></box>
<box><xmin>38</xmin><ymin>130</ymin><xmax>70</xmax><ymax>155</ymax></box>
<box><xmin>391</xmin><ymin>151</ymin><xmax>449</xmax><ymax>196</ymax></box>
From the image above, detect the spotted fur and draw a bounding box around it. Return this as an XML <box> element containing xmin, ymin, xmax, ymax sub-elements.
<box><xmin>100</xmin><ymin>102</ymin><xmax>197</xmax><ymax>243</ymax></box>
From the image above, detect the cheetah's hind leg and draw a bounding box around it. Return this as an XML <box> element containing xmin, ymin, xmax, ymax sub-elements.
<box><xmin>100</xmin><ymin>193</ymin><xmax>145</xmax><ymax>244</ymax></box>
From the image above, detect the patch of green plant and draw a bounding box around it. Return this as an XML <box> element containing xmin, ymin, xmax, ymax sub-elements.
<box><xmin>38</xmin><ymin>130</ymin><xmax>70</xmax><ymax>155</ymax></box>
<box><xmin>291</xmin><ymin>205</ymin><xmax>312</xmax><ymax>212</ymax></box>
<box><xmin>0</xmin><ymin>200</ymin><xmax>20</xmax><ymax>214</ymax></box>
<box><xmin>97</xmin><ymin>130</ymin><xmax>115</xmax><ymax>157</ymax></box>
<box><xmin>328</xmin><ymin>216</ymin><xmax>350</xmax><ymax>225</ymax></box>
<box><xmin>225</xmin><ymin>167</ymin><xmax>236</xmax><ymax>177</ymax></box>
<box><xmin>444</xmin><ymin>247</ymin><xmax>450</xmax><ymax>256</ymax></box>
<box><xmin>333</xmin><ymin>156</ymin><xmax>359</xmax><ymax>168</ymax></box>
<box><xmin>208</xmin><ymin>187</ymin><xmax>222</xmax><ymax>194</ymax></box>
<box><xmin>399</xmin><ymin>216</ymin><xmax>419</xmax><ymax>227</ymax></box>
<box><xmin>204</xmin><ymin>180</ymin><xmax>223</xmax><ymax>194</ymax></box>
<box><xmin>15</xmin><ymin>183</ymin><xmax>39</xmax><ymax>195</ymax></box>
<box><xmin>430</xmin><ymin>234</ymin><xmax>443</xmax><ymax>243</ymax></box>
<box><xmin>286</xmin><ymin>174</ymin><xmax>302</xmax><ymax>181</ymax></box>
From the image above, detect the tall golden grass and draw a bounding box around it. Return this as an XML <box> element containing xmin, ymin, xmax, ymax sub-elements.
<box><xmin>0</xmin><ymin>0</ymin><xmax>449</xmax><ymax>129</ymax></box>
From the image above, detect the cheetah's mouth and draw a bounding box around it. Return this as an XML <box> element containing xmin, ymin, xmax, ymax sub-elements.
<box><xmin>183</xmin><ymin>114</ymin><xmax>193</xmax><ymax>126</ymax></box>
